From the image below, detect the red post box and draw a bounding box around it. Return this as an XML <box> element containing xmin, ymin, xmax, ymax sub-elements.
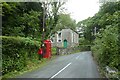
<box><xmin>43</xmin><ymin>40</ymin><xmax>51</xmax><ymax>58</ymax></box>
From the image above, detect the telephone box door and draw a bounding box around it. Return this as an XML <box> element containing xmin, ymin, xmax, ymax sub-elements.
<box><xmin>43</xmin><ymin>40</ymin><xmax>51</xmax><ymax>58</ymax></box>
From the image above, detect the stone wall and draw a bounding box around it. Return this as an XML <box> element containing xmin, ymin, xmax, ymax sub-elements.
<box><xmin>56</xmin><ymin>47</ymin><xmax>80</xmax><ymax>55</ymax></box>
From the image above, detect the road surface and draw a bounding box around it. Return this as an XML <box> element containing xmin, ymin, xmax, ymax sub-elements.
<box><xmin>17</xmin><ymin>51</ymin><xmax>100</xmax><ymax>78</ymax></box>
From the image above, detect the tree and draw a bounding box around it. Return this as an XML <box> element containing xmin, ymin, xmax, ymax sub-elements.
<box><xmin>45</xmin><ymin>2</ymin><xmax>66</xmax><ymax>38</ymax></box>
<box><xmin>2</xmin><ymin>2</ymin><xmax>43</xmax><ymax>39</ymax></box>
<box><xmin>55</xmin><ymin>13</ymin><xmax>76</xmax><ymax>30</ymax></box>
<box><xmin>77</xmin><ymin>1</ymin><xmax>120</xmax><ymax>44</ymax></box>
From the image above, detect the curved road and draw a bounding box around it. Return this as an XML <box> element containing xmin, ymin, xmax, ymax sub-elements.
<box><xmin>17</xmin><ymin>51</ymin><xmax>100</xmax><ymax>78</ymax></box>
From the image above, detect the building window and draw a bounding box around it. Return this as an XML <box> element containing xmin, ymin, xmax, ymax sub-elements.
<box><xmin>58</xmin><ymin>40</ymin><xmax>61</xmax><ymax>42</ymax></box>
<box><xmin>57</xmin><ymin>31</ymin><xmax>62</xmax><ymax>42</ymax></box>
<box><xmin>58</xmin><ymin>32</ymin><xmax>61</xmax><ymax>38</ymax></box>
<box><xmin>51</xmin><ymin>38</ymin><xmax>54</xmax><ymax>43</ymax></box>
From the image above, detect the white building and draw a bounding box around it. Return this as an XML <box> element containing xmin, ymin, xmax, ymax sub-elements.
<box><xmin>51</xmin><ymin>28</ymin><xmax>79</xmax><ymax>48</ymax></box>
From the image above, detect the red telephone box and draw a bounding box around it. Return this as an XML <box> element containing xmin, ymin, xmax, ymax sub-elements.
<box><xmin>43</xmin><ymin>40</ymin><xmax>51</xmax><ymax>58</ymax></box>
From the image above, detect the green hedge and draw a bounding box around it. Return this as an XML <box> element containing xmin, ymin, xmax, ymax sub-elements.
<box><xmin>79</xmin><ymin>45</ymin><xmax>91</xmax><ymax>51</ymax></box>
<box><xmin>91</xmin><ymin>26</ymin><xmax>120</xmax><ymax>71</ymax></box>
<box><xmin>1</xmin><ymin>36</ymin><xmax>40</xmax><ymax>75</ymax></box>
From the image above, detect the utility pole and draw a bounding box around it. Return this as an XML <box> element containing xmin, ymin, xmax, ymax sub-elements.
<box><xmin>42</xmin><ymin>2</ymin><xmax>46</xmax><ymax>44</ymax></box>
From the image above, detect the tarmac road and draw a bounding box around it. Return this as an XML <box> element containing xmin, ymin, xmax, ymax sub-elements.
<box><xmin>17</xmin><ymin>51</ymin><xmax>100</xmax><ymax>79</ymax></box>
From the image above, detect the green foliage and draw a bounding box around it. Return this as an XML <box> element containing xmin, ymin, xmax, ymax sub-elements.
<box><xmin>2</xmin><ymin>2</ymin><xmax>66</xmax><ymax>76</ymax></box>
<box><xmin>2</xmin><ymin>2</ymin><xmax>66</xmax><ymax>40</ymax></box>
<box><xmin>99</xmin><ymin>2</ymin><xmax>120</xmax><ymax>15</ymax></box>
<box><xmin>2</xmin><ymin>36</ymin><xmax>40</xmax><ymax>75</ymax></box>
<box><xmin>92</xmin><ymin>26</ymin><xmax>120</xmax><ymax>70</ymax></box>
<box><xmin>77</xmin><ymin>1</ymin><xmax>120</xmax><ymax>43</ymax></box>
<box><xmin>79</xmin><ymin>45</ymin><xmax>91</xmax><ymax>51</ymax></box>
<box><xmin>20</xmin><ymin>10</ymin><xmax>41</xmax><ymax>38</ymax></box>
<box><xmin>2</xmin><ymin>2</ymin><xmax>43</xmax><ymax>39</ymax></box>
<box><xmin>79</xmin><ymin>37</ymin><xmax>91</xmax><ymax>45</ymax></box>
<box><xmin>55</xmin><ymin>13</ymin><xmax>76</xmax><ymax>31</ymax></box>
<box><xmin>46</xmin><ymin>2</ymin><xmax>74</xmax><ymax>38</ymax></box>
<box><xmin>51</xmin><ymin>47</ymin><xmax>57</xmax><ymax>55</ymax></box>
<box><xmin>77</xmin><ymin>1</ymin><xmax>120</xmax><ymax>72</ymax></box>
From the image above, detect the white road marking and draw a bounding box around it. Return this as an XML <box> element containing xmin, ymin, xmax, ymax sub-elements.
<box><xmin>49</xmin><ymin>62</ymin><xmax>72</xmax><ymax>79</ymax></box>
<box><xmin>76</xmin><ymin>56</ymin><xmax>79</xmax><ymax>59</ymax></box>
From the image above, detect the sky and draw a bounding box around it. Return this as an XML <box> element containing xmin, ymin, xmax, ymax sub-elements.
<box><xmin>64</xmin><ymin>0</ymin><xmax>100</xmax><ymax>23</ymax></box>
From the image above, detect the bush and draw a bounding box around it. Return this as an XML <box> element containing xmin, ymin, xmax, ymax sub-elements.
<box><xmin>91</xmin><ymin>26</ymin><xmax>120</xmax><ymax>71</ymax></box>
<box><xmin>51</xmin><ymin>47</ymin><xmax>57</xmax><ymax>55</ymax></box>
<box><xmin>1</xmin><ymin>36</ymin><xmax>40</xmax><ymax>75</ymax></box>
<box><xmin>78</xmin><ymin>44</ymin><xmax>91</xmax><ymax>51</ymax></box>
<box><xmin>79</xmin><ymin>37</ymin><xmax>91</xmax><ymax>51</ymax></box>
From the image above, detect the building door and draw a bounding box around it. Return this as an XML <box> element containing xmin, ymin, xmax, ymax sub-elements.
<box><xmin>64</xmin><ymin>39</ymin><xmax>67</xmax><ymax>48</ymax></box>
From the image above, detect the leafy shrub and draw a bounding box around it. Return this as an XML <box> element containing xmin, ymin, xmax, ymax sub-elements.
<box><xmin>1</xmin><ymin>36</ymin><xmax>40</xmax><ymax>75</ymax></box>
<box><xmin>51</xmin><ymin>47</ymin><xmax>57</xmax><ymax>55</ymax></box>
<box><xmin>91</xmin><ymin>26</ymin><xmax>120</xmax><ymax>71</ymax></box>
<box><xmin>79</xmin><ymin>45</ymin><xmax>91</xmax><ymax>51</ymax></box>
